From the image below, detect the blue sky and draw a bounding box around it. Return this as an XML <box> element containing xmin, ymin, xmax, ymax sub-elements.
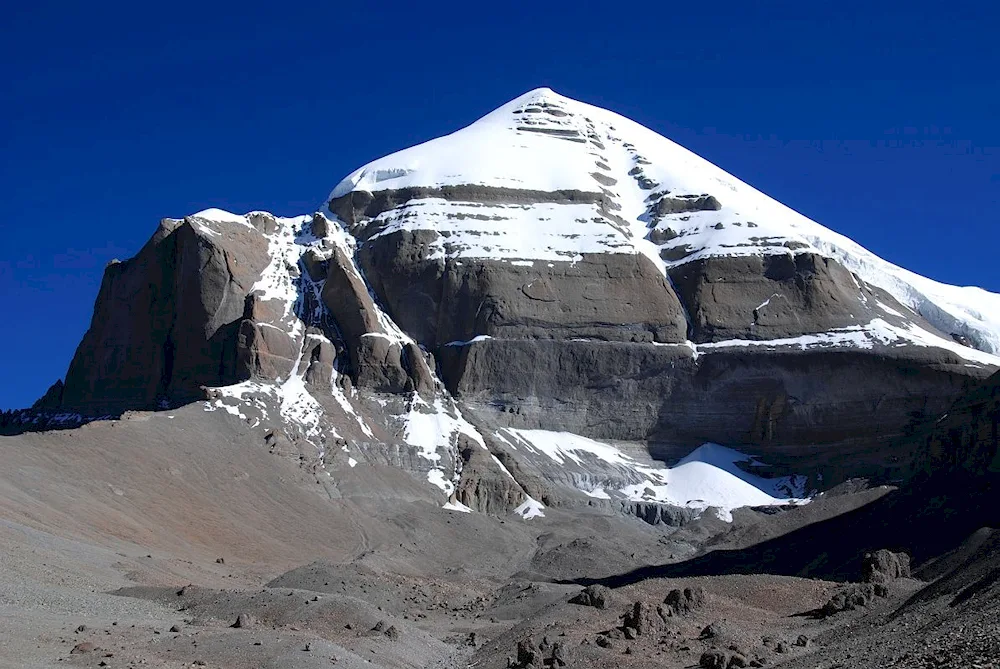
<box><xmin>1</xmin><ymin>1</ymin><xmax>997</xmax><ymax>409</ymax></box>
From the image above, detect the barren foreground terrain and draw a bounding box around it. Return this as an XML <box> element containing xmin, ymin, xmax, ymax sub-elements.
<box><xmin>2</xmin><ymin>405</ymin><xmax>998</xmax><ymax>668</ymax></box>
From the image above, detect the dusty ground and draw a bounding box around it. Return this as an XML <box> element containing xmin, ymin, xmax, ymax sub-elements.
<box><xmin>2</xmin><ymin>405</ymin><xmax>998</xmax><ymax>668</ymax></box>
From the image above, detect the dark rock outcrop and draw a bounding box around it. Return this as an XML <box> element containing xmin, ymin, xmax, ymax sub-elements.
<box><xmin>663</xmin><ymin>586</ymin><xmax>706</xmax><ymax>615</ymax></box>
<box><xmin>59</xmin><ymin>214</ymin><xmax>272</xmax><ymax>413</ymax></box>
<box><xmin>568</xmin><ymin>584</ymin><xmax>610</xmax><ymax>609</ymax></box>
<box><xmin>915</xmin><ymin>369</ymin><xmax>1000</xmax><ymax>476</ymax></box>
<box><xmin>621</xmin><ymin>600</ymin><xmax>671</xmax><ymax>636</ymax></box>
<box><xmin>320</xmin><ymin>244</ymin><xmax>433</xmax><ymax>395</ymax></box>
<box><xmin>668</xmin><ymin>252</ymin><xmax>915</xmax><ymax>342</ymax></box>
<box><xmin>358</xmin><ymin>240</ymin><xmax>688</xmax><ymax>349</ymax></box>
<box><xmin>453</xmin><ymin>444</ymin><xmax>524</xmax><ymax>515</ymax></box>
<box><xmin>863</xmin><ymin>549</ymin><xmax>911</xmax><ymax>584</ymax></box>
<box><xmin>446</xmin><ymin>338</ymin><xmax>980</xmax><ymax>473</ymax></box>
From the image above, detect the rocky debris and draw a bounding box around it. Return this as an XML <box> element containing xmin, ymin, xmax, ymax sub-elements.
<box><xmin>663</xmin><ymin>586</ymin><xmax>706</xmax><ymax>615</ymax></box>
<box><xmin>512</xmin><ymin>637</ymin><xmax>569</xmax><ymax>668</ymax></box>
<box><xmin>169</xmin><ymin>624</ymin><xmax>181</xmax><ymax>633</ymax></box>
<box><xmin>862</xmin><ymin>549</ymin><xmax>911</xmax><ymax>584</ymax></box>
<box><xmin>624</xmin><ymin>501</ymin><xmax>701</xmax><ymax>526</ymax></box>
<box><xmin>821</xmin><ymin>582</ymin><xmax>888</xmax><ymax>616</ymax></box>
<box><xmin>701</xmin><ymin>623</ymin><xmax>722</xmax><ymax>639</ymax></box>
<box><xmin>71</xmin><ymin>642</ymin><xmax>98</xmax><ymax>654</ymax></box>
<box><xmin>794</xmin><ymin>634</ymin><xmax>810</xmax><ymax>648</ymax></box>
<box><xmin>568</xmin><ymin>584</ymin><xmax>610</xmax><ymax>609</ymax></box>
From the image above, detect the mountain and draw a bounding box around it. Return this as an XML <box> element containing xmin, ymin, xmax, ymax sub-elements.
<box><xmin>6</xmin><ymin>88</ymin><xmax>1000</xmax><ymax>669</ymax></box>
<box><xmin>22</xmin><ymin>87</ymin><xmax>1000</xmax><ymax>519</ymax></box>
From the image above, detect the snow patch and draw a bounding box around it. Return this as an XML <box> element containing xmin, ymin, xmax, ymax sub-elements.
<box><xmin>514</xmin><ymin>495</ymin><xmax>545</xmax><ymax>520</ymax></box>
<box><xmin>442</xmin><ymin>499</ymin><xmax>473</xmax><ymax>513</ymax></box>
<box><xmin>445</xmin><ymin>335</ymin><xmax>493</xmax><ymax>347</ymax></box>
<box><xmin>504</xmin><ymin>430</ymin><xmax>808</xmax><ymax>521</ymax></box>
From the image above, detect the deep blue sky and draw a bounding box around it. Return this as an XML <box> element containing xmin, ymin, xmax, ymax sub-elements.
<box><xmin>1</xmin><ymin>1</ymin><xmax>997</xmax><ymax>409</ymax></box>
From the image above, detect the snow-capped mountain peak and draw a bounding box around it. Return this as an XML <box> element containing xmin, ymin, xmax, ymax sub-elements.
<box><xmin>327</xmin><ymin>88</ymin><xmax>1000</xmax><ymax>356</ymax></box>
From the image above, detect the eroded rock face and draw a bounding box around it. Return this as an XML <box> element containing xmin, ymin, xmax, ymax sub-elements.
<box><xmin>320</xmin><ymin>244</ymin><xmax>433</xmax><ymax>395</ymax></box>
<box><xmin>668</xmin><ymin>253</ymin><xmax>917</xmax><ymax>342</ymax></box>
<box><xmin>60</xmin><ymin>215</ymin><xmax>272</xmax><ymax>413</ymax></box>
<box><xmin>32</xmin><ymin>88</ymin><xmax>1000</xmax><ymax>520</ymax></box>
<box><xmin>441</xmin><ymin>337</ymin><xmax>977</xmax><ymax>464</ymax></box>
<box><xmin>358</xmin><ymin>235</ymin><xmax>687</xmax><ymax>349</ymax></box>
<box><xmin>333</xmin><ymin>176</ymin><xmax>992</xmax><ymax>466</ymax></box>
<box><xmin>452</xmin><ymin>443</ymin><xmax>524</xmax><ymax>515</ymax></box>
<box><xmin>916</xmin><ymin>370</ymin><xmax>1000</xmax><ymax>476</ymax></box>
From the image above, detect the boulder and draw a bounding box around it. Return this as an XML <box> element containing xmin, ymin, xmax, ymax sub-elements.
<box><xmin>862</xmin><ymin>549</ymin><xmax>911</xmax><ymax>584</ymax></box>
<box><xmin>568</xmin><ymin>584</ymin><xmax>611</xmax><ymax>609</ymax></box>
<box><xmin>621</xmin><ymin>600</ymin><xmax>671</xmax><ymax>636</ymax></box>
<box><xmin>663</xmin><ymin>586</ymin><xmax>706</xmax><ymax>615</ymax></box>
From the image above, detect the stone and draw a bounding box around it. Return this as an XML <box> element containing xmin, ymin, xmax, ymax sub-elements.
<box><xmin>621</xmin><ymin>600</ymin><xmax>671</xmax><ymax>636</ymax></box>
<box><xmin>663</xmin><ymin>586</ymin><xmax>706</xmax><ymax>615</ymax></box>
<box><xmin>568</xmin><ymin>584</ymin><xmax>610</xmax><ymax>609</ymax></box>
<box><xmin>728</xmin><ymin>653</ymin><xmax>749</xmax><ymax>668</ymax></box>
<box><xmin>516</xmin><ymin>637</ymin><xmax>537</xmax><ymax>666</ymax></box>
<box><xmin>231</xmin><ymin>614</ymin><xmax>256</xmax><ymax>629</ymax></box>
<box><xmin>700</xmin><ymin>649</ymin><xmax>730</xmax><ymax>669</ymax></box>
<box><xmin>862</xmin><ymin>549</ymin><xmax>911</xmax><ymax>584</ymax></box>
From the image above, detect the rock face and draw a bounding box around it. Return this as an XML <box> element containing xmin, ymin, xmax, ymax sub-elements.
<box><xmin>59</xmin><ymin>213</ymin><xmax>273</xmax><ymax>413</ymax></box>
<box><xmin>568</xmin><ymin>585</ymin><xmax>611</xmax><ymax>609</ymax></box>
<box><xmin>319</xmin><ymin>243</ymin><xmax>433</xmax><ymax>395</ymax></box>
<box><xmin>915</xmin><ymin>369</ymin><xmax>1000</xmax><ymax>476</ymax></box>
<box><xmin>667</xmin><ymin>253</ymin><xmax>919</xmax><ymax>343</ymax></box>
<box><xmin>359</xmin><ymin>242</ymin><xmax>687</xmax><ymax>349</ymax></box>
